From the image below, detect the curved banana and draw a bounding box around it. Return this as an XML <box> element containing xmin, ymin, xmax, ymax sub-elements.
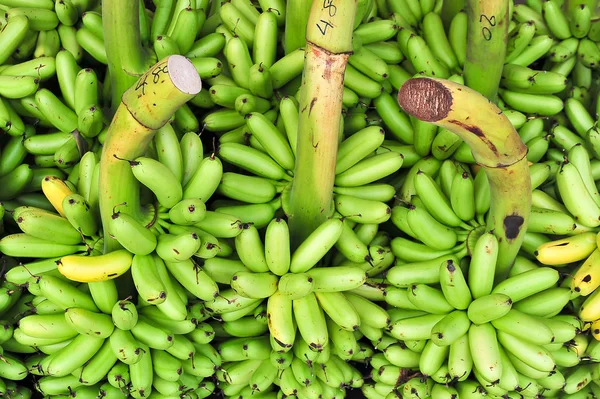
<box><xmin>398</xmin><ymin>77</ymin><xmax>530</xmax><ymax>278</ymax></box>
<box><xmin>57</xmin><ymin>250</ymin><xmax>133</xmax><ymax>282</ymax></box>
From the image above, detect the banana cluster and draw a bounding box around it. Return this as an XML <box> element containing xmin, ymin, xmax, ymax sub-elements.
<box><xmin>0</xmin><ymin>278</ymin><xmax>32</xmax><ymax>398</ymax></box>
<box><xmin>531</xmin><ymin>143</ymin><xmax>600</xmax><ymax>344</ymax></box>
<box><xmin>366</xmin><ymin>227</ymin><xmax>592</xmax><ymax>399</ymax></box>
<box><xmin>496</xmin><ymin>1</ymin><xmax>600</xmax><ymax>118</ymax></box>
<box><xmin>6</xmin><ymin>0</ymin><xmax>600</xmax><ymax>398</ymax></box>
<box><xmin>0</xmin><ymin>271</ymin><xmax>221</xmax><ymax>399</ymax></box>
<box><xmin>209</xmin><ymin>336</ymin><xmax>366</xmax><ymax>399</ymax></box>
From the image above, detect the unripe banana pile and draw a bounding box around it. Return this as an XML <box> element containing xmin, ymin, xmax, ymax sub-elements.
<box><xmin>3</xmin><ymin>0</ymin><xmax>600</xmax><ymax>398</ymax></box>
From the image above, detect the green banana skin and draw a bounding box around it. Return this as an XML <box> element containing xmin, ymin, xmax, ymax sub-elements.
<box><xmin>46</xmin><ymin>333</ymin><xmax>105</xmax><ymax>377</ymax></box>
<box><xmin>109</xmin><ymin>328</ymin><xmax>145</xmax><ymax>366</ymax></box>
<box><xmin>18</xmin><ymin>313</ymin><xmax>77</xmax><ymax>340</ymax></box>
<box><xmin>1</xmin><ymin>56</ymin><xmax>56</xmax><ymax>81</ymax></box>
<box><xmin>38</xmin><ymin>275</ymin><xmax>99</xmax><ymax>312</ymax></box>
<box><xmin>492</xmin><ymin>267</ymin><xmax>560</xmax><ymax>302</ymax></box>
<box><xmin>124</xmin><ymin>156</ymin><xmax>182</xmax><ymax>208</ymax></box>
<box><xmin>0</xmin><ymin>164</ymin><xmax>33</xmax><ymax>200</ymax></box>
<box><xmin>0</xmin><ymin>130</ymin><xmax>34</xmax><ymax>179</ymax></box>
<box><xmin>217</xmin><ymin>173</ymin><xmax>278</xmax><ymax>204</ymax></box>
<box><xmin>111</xmin><ymin>300</ymin><xmax>138</xmax><ymax>331</ymax></box>
<box><xmin>204</xmin><ymin>288</ymin><xmax>261</xmax><ymax>315</ymax></box>
<box><xmin>129</xmin><ymin>316</ymin><xmax>176</xmax><ymax>350</ymax></box>
<box><xmin>277</xmin><ymin>272</ymin><xmax>314</xmax><ymax>300</ymax></box>
<box><xmin>0</xmin><ymin>15</ymin><xmax>30</xmax><ymax>65</ymax></box>
<box><xmin>129</xmin><ymin>343</ymin><xmax>153</xmax><ymax>399</ymax></box>
<box><xmin>512</xmin><ymin>287</ymin><xmax>571</xmax><ymax>317</ymax></box>
<box><xmin>15</xmin><ymin>207</ymin><xmax>82</xmax><ymax>245</ymax></box>
<box><xmin>498</xmin><ymin>89</ymin><xmax>564</xmax><ymax>116</ymax></box>
<box><xmin>187</xmin><ymin>31</ymin><xmax>226</xmax><ymax>58</ymax></box>
<box><xmin>4</xmin><ymin>257</ymin><xmax>61</xmax><ymax>285</ymax></box>
<box><xmin>37</xmin><ymin>375</ymin><xmax>84</xmax><ymax>396</ymax></box>
<box><xmin>0</xmin><ymin>233</ymin><xmax>85</xmax><ymax>258</ymax></box>
<box><xmin>62</xmin><ymin>193</ymin><xmax>98</xmax><ymax>236</ymax></box>
<box><xmin>164</xmin><ymin>258</ymin><xmax>219</xmax><ymax>301</ymax></box>
<box><xmin>183</xmin><ymin>154</ymin><xmax>224</xmax><ymax>202</ymax></box>
<box><xmin>24</xmin><ymin>132</ymin><xmax>72</xmax><ymax>156</ymax></box>
<box><xmin>109</xmin><ymin>211</ymin><xmax>157</xmax><ymax>256</ymax></box>
<box><xmin>64</xmin><ymin>307</ymin><xmax>114</xmax><ymax>338</ymax></box>
<box><xmin>78</xmin><ymin>338</ymin><xmax>118</xmax><ymax>386</ymax></box>
<box><xmin>490</xmin><ymin>308</ymin><xmax>554</xmax><ymax>345</ymax></box>
<box><xmin>35</xmin><ymin>88</ymin><xmax>78</xmax><ymax>134</ymax></box>
<box><xmin>407</xmin><ymin>283</ymin><xmax>454</xmax><ymax>315</ymax></box>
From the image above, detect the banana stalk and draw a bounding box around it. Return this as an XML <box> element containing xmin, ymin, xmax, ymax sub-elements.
<box><xmin>287</xmin><ymin>0</ymin><xmax>357</xmax><ymax>248</ymax></box>
<box><xmin>103</xmin><ymin>0</ymin><xmax>152</xmax><ymax>112</ymax></box>
<box><xmin>284</xmin><ymin>0</ymin><xmax>313</xmax><ymax>54</ymax></box>
<box><xmin>398</xmin><ymin>77</ymin><xmax>531</xmax><ymax>279</ymax></box>
<box><xmin>99</xmin><ymin>56</ymin><xmax>202</xmax><ymax>253</ymax></box>
<box><xmin>463</xmin><ymin>0</ymin><xmax>509</xmax><ymax>103</ymax></box>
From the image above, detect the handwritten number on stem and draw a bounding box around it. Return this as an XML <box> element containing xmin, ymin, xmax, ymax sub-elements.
<box><xmin>479</xmin><ymin>14</ymin><xmax>496</xmax><ymax>41</ymax></box>
<box><xmin>316</xmin><ymin>0</ymin><xmax>337</xmax><ymax>36</ymax></box>
<box><xmin>135</xmin><ymin>62</ymin><xmax>169</xmax><ymax>96</ymax></box>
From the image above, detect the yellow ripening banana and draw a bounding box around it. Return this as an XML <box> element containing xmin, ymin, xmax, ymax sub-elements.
<box><xmin>571</xmin><ymin>249</ymin><xmax>600</xmax><ymax>296</ymax></box>
<box><xmin>41</xmin><ymin>175</ymin><xmax>74</xmax><ymax>217</ymax></box>
<box><xmin>535</xmin><ymin>232</ymin><xmax>597</xmax><ymax>266</ymax></box>
<box><xmin>398</xmin><ymin>77</ymin><xmax>530</xmax><ymax>279</ymax></box>
<box><xmin>57</xmin><ymin>249</ymin><xmax>134</xmax><ymax>282</ymax></box>
<box><xmin>579</xmin><ymin>284</ymin><xmax>600</xmax><ymax>322</ymax></box>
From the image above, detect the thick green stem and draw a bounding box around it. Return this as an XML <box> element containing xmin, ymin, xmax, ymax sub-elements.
<box><xmin>103</xmin><ymin>0</ymin><xmax>151</xmax><ymax>112</ymax></box>
<box><xmin>287</xmin><ymin>0</ymin><xmax>357</xmax><ymax>248</ymax></box>
<box><xmin>99</xmin><ymin>56</ymin><xmax>201</xmax><ymax>253</ymax></box>
<box><xmin>463</xmin><ymin>0</ymin><xmax>509</xmax><ymax>103</ymax></box>
<box><xmin>441</xmin><ymin>0</ymin><xmax>466</xmax><ymax>30</ymax></box>
<box><xmin>283</xmin><ymin>0</ymin><xmax>313</xmax><ymax>54</ymax></box>
<box><xmin>398</xmin><ymin>77</ymin><xmax>531</xmax><ymax>280</ymax></box>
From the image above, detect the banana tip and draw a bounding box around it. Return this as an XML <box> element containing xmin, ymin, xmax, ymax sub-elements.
<box><xmin>397</xmin><ymin>77</ymin><xmax>451</xmax><ymax>123</ymax></box>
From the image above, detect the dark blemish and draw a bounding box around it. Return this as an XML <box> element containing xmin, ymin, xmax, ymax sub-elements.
<box><xmin>446</xmin><ymin>261</ymin><xmax>456</xmax><ymax>272</ymax></box>
<box><xmin>309</xmin><ymin>97</ymin><xmax>317</xmax><ymax>115</ymax></box>
<box><xmin>449</xmin><ymin>119</ymin><xmax>499</xmax><ymax>156</ymax></box>
<box><xmin>504</xmin><ymin>214</ymin><xmax>524</xmax><ymax>240</ymax></box>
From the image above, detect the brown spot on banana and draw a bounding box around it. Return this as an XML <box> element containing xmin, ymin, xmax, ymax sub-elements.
<box><xmin>503</xmin><ymin>214</ymin><xmax>524</xmax><ymax>241</ymax></box>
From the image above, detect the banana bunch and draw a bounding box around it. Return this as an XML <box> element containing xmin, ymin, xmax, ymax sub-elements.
<box><xmin>392</xmin><ymin>158</ymin><xmax>489</xmax><ymax>248</ymax></box>
<box><xmin>194</xmin><ymin>215</ymin><xmax>394</xmax><ymax>354</ymax></box>
<box><xmin>0</xmin><ymin>276</ymin><xmax>33</xmax><ymax>399</ymax></box>
<box><xmin>0</xmin><ymin>176</ymin><xmax>94</xmax><ymax>260</ymax></box>
<box><xmin>210</xmin><ymin>334</ymin><xmax>365</xmax><ymax>399</ymax></box>
<box><xmin>494</xmin><ymin>0</ymin><xmax>600</xmax><ymax>122</ymax></box>
<box><xmin>373</xmin><ymin>210</ymin><xmax>590</xmax><ymax>398</ymax></box>
<box><xmin>6</xmin><ymin>0</ymin><xmax>600</xmax><ymax>397</ymax></box>
<box><xmin>178</xmin><ymin>0</ymin><xmax>418</xmax><ymax>228</ymax></box>
<box><xmin>1</xmin><ymin>268</ymin><xmax>221</xmax><ymax>399</ymax></box>
<box><xmin>0</xmin><ymin>175</ymin><xmax>126</xmax><ymax>284</ymax></box>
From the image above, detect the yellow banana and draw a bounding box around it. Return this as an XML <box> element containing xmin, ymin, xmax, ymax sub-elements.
<box><xmin>57</xmin><ymin>249</ymin><xmax>133</xmax><ymax>282</ymax></box>
<box><xmin>41</xmin><ymin>175</ymin><xmax>74</xmax><ymax>217</ymax></box>
<box><xmin>571</xmin><ymin>249</ymin><xmax>600</xmax><ymax>296</ymax></box>
<box><xmin>535</xmin><ymin>232</ymin><xmax>597</xmax><ymax>266</ymax></box>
